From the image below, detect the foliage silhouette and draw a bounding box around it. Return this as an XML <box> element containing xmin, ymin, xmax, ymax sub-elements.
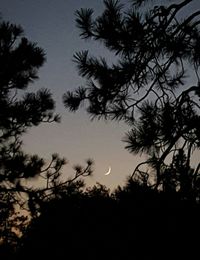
<box><xmin>63</xmin><ymin>0</ymin><xmax>200</xmax><ymax>199</ymax></box>
<box><xmin>0</xmin><ymin>18</ymin><xmax>94</xmax><ymax>256</ymax></box>
<box><xmin>1</xmin><ymin>1</ymin><xmax>200</xmax><ymax>258</ymax></box>
<box><xmin>16</xmin><ymin>178</ymin><xmax>200</xmax><ymax>260</ymax></box>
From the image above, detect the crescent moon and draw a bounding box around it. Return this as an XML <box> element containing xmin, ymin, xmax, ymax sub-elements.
<box><xmin>105</xmin><ymin>166</ymin><xmax>111</xmax><ymax>175</ymax></box>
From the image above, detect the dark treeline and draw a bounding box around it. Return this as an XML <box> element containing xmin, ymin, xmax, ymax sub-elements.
<box><xmin>1</xmin><ymin>0</ymin><xmax>200</xmax><ymax>259</ymax></box>
<box><xmin>15</xmin><ymin>179</ymin><xmax>200</xmax><ymax>260</ymax></box>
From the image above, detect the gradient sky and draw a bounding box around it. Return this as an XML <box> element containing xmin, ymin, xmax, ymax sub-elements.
<box><xmin>1</xmin><ymin>0</ymin><xmax>199</xmax><ymax>191</ymax></box>
<box><xmin>0</xmin><ymin>0</ymin><xmax>140</xmax><ymax>190</ymax></box>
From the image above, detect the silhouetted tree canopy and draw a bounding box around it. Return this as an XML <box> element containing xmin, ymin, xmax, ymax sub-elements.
<box><xmin>0</xmin><ymin>18</ymin><xmax>94</xmax><ymax>256</ymax></box>
<box><xmin>0</xmin><ymin>18</ymin><xmax>63</xmax><ymax>254</ymax></box>
<box><xmin>63</xmin><ymin>0</ymin><xmax>200</xmax><ymax>199</ymax></box>
<box><xmin>17</xmin><ymin>178</ymin><xmax>200</xmax><ymax>260</ymax></box>
<box><xmin>1</xmin><ymin>2</ymin><xmax>200</xmax><ymax>258</ymax></box>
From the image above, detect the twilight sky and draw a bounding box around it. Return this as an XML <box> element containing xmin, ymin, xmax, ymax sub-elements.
<box><xmin>0</xmin><ymin>0</ymin><xmax>140</xmax><ymax>190</ymax></box>
<box><xmin>1</xmin><ymin>0</ymin><xmax>199</xmax><ymax>190</ymax></box>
